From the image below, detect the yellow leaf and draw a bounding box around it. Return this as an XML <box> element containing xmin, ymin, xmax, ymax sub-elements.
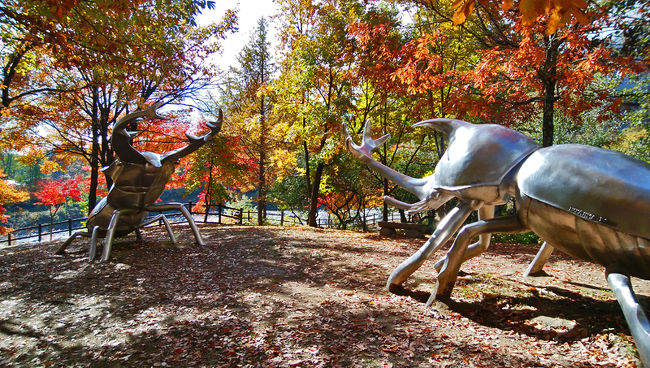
<box><xmin>452</xmin><ymin>0</ymin><xmax>475</xmax><ymax>25</ymax></box>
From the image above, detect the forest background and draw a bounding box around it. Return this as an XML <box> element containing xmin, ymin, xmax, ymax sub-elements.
<box><xmin>0</xmin><ymin>0</ymin><xmax>648</xmax><ymax>236</ymax></box>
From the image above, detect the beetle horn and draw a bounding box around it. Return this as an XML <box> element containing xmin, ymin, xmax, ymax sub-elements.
<box><xmin>413</xmin><ymin>118</ymin><xmax>470</xmax><ymax>135</ymax></box>
<box><xmin>343</xmin><ymin>120</ymin><xmax>429</xmax><ymax>200</ymax></box>
<box><xmin>112</xmin><ymin>101</ymin><xmax>168</xmax><ymax>164</ymax></box>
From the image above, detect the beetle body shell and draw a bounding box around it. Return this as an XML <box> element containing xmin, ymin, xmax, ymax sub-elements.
<box><xmin>86</xmin><ymin>157</ymin><xmax>175</xmax><ymax>237</ymax></box>
<box><xmin>515</xmin><ymin>144</ymin><xmax>650</xmax><ymax>279</ymax></box>
<box><xmin>519</xmin><ymin>196</ymin><xmax>650</xmax><ymax>278</ymax></box>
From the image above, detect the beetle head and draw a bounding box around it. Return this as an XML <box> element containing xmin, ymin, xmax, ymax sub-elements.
<box><xmin>415</xmin><ymin>119</ymin><xmax>539</xmax><ymax>199</ymax></box>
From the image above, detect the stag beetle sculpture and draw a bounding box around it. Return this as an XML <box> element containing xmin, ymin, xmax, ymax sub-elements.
<box><xmin>344</xmin><ymin>118</ymin><xmax>650</xmax><ymax>366</ymax></box>
<box><xmin>56</xmin><ymin>102</ymin><xmax>222</xmax><ymax>262</ymax></box>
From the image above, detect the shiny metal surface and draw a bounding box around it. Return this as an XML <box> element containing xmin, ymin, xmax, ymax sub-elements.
<box><xmin>608</xmin><ymin>273</ymin><xmax>650</xmax><ymax>365</ymax></box>
<box><xmin>56</xmin><ymin>104</ymin><xmax>222</xmax><ymax>261</ymax></box>
<box><xmin>415</xmin><ymin>119</ymin><xmax>539</xmax><ymax>191</ymax></box>
<box><xmin>524</xmin><ymin>242</ymin><xmax>554</xmax><ymax>276</ymax></box>
<box><xmin>344</xmin><ymin>117</ymin><xmax>650</xmax><ymax>366</ymax></box>
<box><xmin>521</xmin><ymin>195</ymin><xmax>650</xmax><ymax>279</ymax></box>
<box><xmin>385</xmin><ymin>200</ymin><xmax>478</xmax><ymax>289</ymax></box>
<box><xmin>518</xmin><ymin>144</ymin><xmax>650</xmax><ymax>239</ymax></box>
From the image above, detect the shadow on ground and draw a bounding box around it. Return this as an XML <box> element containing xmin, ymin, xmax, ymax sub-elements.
<box><xmin>0</xmin><ymin>225</ymin><xmax>646</xmax><ymax>367</ymax></box>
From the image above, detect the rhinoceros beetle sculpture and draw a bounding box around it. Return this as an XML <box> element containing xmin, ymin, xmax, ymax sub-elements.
<box><xmin>344</xmin><ymin>118</ymin><xmax>650</xmax><ymax>365</ymax></box>
<box><xmin>56</xmin><ymin>102</ymin><xmax>222</xmax><ymax>262</ymax></box>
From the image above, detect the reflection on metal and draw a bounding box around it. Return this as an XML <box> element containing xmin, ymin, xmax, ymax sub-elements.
<box><xmin>344</xmin><ymin>118</ymin><xmax>650</xmax><ymax>366</ymax></box>
<box><xmin>56</xmin><ymin>102</ymin><xmax>222</xmax><ymax>262</ymax></box>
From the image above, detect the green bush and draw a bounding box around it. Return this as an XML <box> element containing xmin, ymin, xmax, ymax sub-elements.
<box><xmin>491</xmin><ymin>231</ymin><xmax>540</xmax><ymax>244</ymax></box>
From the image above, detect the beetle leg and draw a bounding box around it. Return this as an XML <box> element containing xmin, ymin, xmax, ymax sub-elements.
<box><xmin>386</xmin><ymin>200</ymin><xmax>479</xmax><ymax>291</ymax></box>
<box><xmin>146</xmin><ymin>203</ymin><xmax>204</xmax><ymax>246</ymax></box>
<box><xmin>56</xmin><ymin>230</ymin><xmax>91</xmax><ymax>255</ymax></box>
<box><xmin>100</xmin><ymin>210</ymin><xmax>122</xmax><ymax>262</ymax></box>
<box><xmin>429</xmin><ymin>214</ymin><xmax>526</xmax><ymax>306</ymax></box>
<box><xmin>607</xmin><ymin>272</ymin><xmax>650</xmax><ymax>367</ymax></box>
<box><xmin>88</xmin><ymin>226</ymin><xmax>100</xmax><ymax>261</ymax></box>
<box><xmin>159</xmin><ymin>215</ymin><xmax>176</xmax><ymax>244</ymax></box>
<box><xmin>433</xmin><ymin>204</ymin><xmax>495</xmax><ymax>272</ymax></box>
<box><xmin>524</xmin><ymin>242</ymin><xmax>554</xmax><ymax>276</ymax></box>
<box><xmin>136</xmin><ymin>214</ymin><xmax>176</xmax><ymax>244</ymax></box>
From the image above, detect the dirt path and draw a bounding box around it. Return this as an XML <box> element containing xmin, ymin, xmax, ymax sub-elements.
<box><xmin>0</xmin><ymin>225</ymin><xmax>647</xmax><ymax>367</ymax></box>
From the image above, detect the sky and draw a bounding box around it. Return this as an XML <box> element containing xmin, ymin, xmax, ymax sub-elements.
<box><xmin>197</xmin><ymin>0</ymin><xmax>279</xmax><ymax>70</ymax></box>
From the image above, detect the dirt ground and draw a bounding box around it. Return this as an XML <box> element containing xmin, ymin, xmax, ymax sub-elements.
<box><xmin>0</xmin><ymin>224</ymin><xmax>648</xmax><ymax>367</ymax></box>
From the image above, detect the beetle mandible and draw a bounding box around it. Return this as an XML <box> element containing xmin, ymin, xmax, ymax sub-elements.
<box><xmin>57</xmin><ymin>102</ymin><xmax>222</xmax><ymax>262</ymax></box>
<box><xmin>344</xmin><ymin>118</ymin><xmax>650</xmax><ymax>366</ymax></box>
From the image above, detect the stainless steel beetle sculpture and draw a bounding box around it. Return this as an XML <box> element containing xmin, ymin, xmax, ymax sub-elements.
<box><xmin>56</xmin><ymin>102</ymin><xmax>222</xmax><ymax>262</ymax></box>
<box><xmin>344</xmin><ymin>118</ymin><xmax>650</xmax><ymax>366</ymax></box>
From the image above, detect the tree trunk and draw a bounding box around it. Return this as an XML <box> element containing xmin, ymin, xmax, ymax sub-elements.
<box><xmin>88</xmin><ymin>93</ymin><xmax>100</xmax><ymax>214</ymax></box>
<box><xmin>541</xmin><ymin>77</ymin><xmax>556</xmax><ymax>147</ymax></box>
<box><xmin>381</xmin><ymin>101</ymin><xmax>389</xmax><ymax>222</ymax></box>
<box><xmin>383</xmin><ymin>178</ymin><xmax>389</xmax><ymax>221</ymax></box>
<box><xmin>257</xmin><ymin>52</ymin><xmax>267</xmax><ymax>225</ymax></box>
<box><xmin>303</xmin><ymin>140</ymin><xmax>311</xmax><ymax>200</ymax></box>
<box><xmin>257</xmin><ymin>121</ymin><xmax>266</xmax><ymax>225</ymax></box>
<box><xmin>307</xmin><ymin>162</ymin><xmax>325</xmax><ymax>227</ymax></box>
<box><xmin>541</xmin><ymin>35</ymin><xmax>560</xmax><ymax>148</ymax></box>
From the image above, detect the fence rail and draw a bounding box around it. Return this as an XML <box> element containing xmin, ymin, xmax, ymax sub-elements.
<box><xmin>1</xmin><ymin>203</ymin><xmax>401</xmax><ymax>247</ymax></box>
<box><xmin>0</xmin><ymin>202</ymin><xmax>243</xmax><ymax>247</ymax></box>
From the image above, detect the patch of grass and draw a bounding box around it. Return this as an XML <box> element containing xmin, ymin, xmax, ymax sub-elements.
<box><xmin>491</xmin><ymin>231</ymin><xmax>540</xmax><ymax>244</ymax></box>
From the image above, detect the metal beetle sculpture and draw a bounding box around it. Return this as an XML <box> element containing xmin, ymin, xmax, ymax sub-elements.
<box><xmin>343</xmin><ymin>118</ymin><xmax>650</xmax><ymax>366</ymax></box>
<box><xmin>56</xmin><ymin>102</ymin><xmax>222</xmax><ymax>262</ymax></box>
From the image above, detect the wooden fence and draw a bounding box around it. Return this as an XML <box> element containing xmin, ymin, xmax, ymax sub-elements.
<box><xmin>0</xmin><ymin>203</ymin><xmax>395</xmax><ymax>247</ymax></box>
<box><xmin>0</xmin><ymin>202</ymin><xmax>242</xmax><ymax>247</ymax></box>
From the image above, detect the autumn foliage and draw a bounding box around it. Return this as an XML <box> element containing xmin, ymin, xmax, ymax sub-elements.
<box><xmin>1</xmin><ymin>0</ymin><xmax>648</xmax><ymax>233</ymax></box>
<box><xmin>452</xmin><ymin>0</ymin><xmax>589</xmax><ymax>34</ymax></box>
<box><xmin>34</xmin><ymin>177</ymin><xmax>82</xmax><ymax>213</ymax></box>
<box><xmin>0</xmin><ymin>169</ymin><xmax>29</xmax><ymax>235</ymax></box>
<box><xmin>34</xmin><ymin>176</ymin><xmax>82</xmax><ymax>239</ymax></box>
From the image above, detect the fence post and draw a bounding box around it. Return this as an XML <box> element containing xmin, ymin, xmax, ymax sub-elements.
<box><xmin>38</xmin><ymin>223</ymin><xmax>42</xmax><ymax>242</ymax></box>
<box><xmin>280</xmin><ymin>210</ymin><xmax>284</xmax><ymax>226</ymax></box>
<box><xmin>68</xmin><ymin>218</ymin><xmax>72</xmax><ymax>235</ymax></box>
<box><xmin>204</xmin><ymin>204</ymin><xmax>209</xmax><ymax>223</ymax></box>
<box><xmin>7</xmin><ymin>233</ymin><xmax>11</xmax><ymax>246</ymax></box>
<box><xmin>218</xmin><ymin>204</ymin><xmax>222</xmax><ymax>224</ymax></box>
<box><xmin>247</xmin><ymin>210</ymin><xmax>251</xmax><ymax>223</ymax></box>
<box><xmin>188</xmin><ymin>202</ymin><xmax>193</xmax><ymax>215</ymax></box>
<box><xmin>238</xmin><ymin>208</ymin><xmax>243</xmax><ymax>224</ymax></box>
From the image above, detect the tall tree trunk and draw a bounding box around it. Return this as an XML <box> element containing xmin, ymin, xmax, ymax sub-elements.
<box><xmin>541</xmin><ymin>35</ymin><xmax>559</xmax><ymax>147</ymax></box>
<box><xmin>257</xmin><ymin>52</ymin><xmax>267</xmax><ymax>226</ymax></box>
<box><xmin>303</xmin><ymin>139</ymin><xmax>311</xmax><ymax>200</ymax></box>
<box><xmin>258</xmin><ymin>98</ymin><xmax>266</xmax><ymax>225</ymax></box>
<box><xmin>307</xmin><ymin>162</ymin><xmax>325</xmax><ymax>227</ymax></box>
<box><xmin>381</xmin><ymin>99</ymin><xmax>389</xmax><ymax>222</ymax></box>
<box><xmin>541</xmin><ymin>77</ymin><xmax>556</xmax><ymax>147</ymax></box>
<box><xmin>88</xmin><ymin>93</ymin><xmax>100</xmax><ymax>214</ymax></box>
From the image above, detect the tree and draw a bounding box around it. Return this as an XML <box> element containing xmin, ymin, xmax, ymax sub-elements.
<box><xmin>450</xmin><ymin>0</ymin><xmax>589</xmax><ymax>34</ymax></box>
<box><xmin>274</xmin><ymin>0</ymin><xmax>361</xmax><ymax>227</ymax></box>
<box><xmin>348</xmin><ymin>3</ymin><xmax>453</xmax><ymax>222</ymax></box>
<box><xmin>398</xmin><ymin>0</ymin><xmax>647</xmax><ymax>147</ymax></box>
<box><xmin>0</xmin><ymin>168</ymin><xmax>28</xmax><ymax>235</ymax></box>
<box><xmin>220</xmin><ymin>18</ymin><xmax>275</xmax><ymax>225</ymax></box>
<box><xmin>33</xmin><ymin>176</ymin><xmax>81</xmax><ymax>240</ymax></box>
<box><xmin>182</xmin><ymin>130</ymin><xmax>258</xmax><ymax>212</ymax></box>
<box><xmin>1</xmin><ymin>0</ymin><xmax>238</xmax><ymax>213</ymax></box>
